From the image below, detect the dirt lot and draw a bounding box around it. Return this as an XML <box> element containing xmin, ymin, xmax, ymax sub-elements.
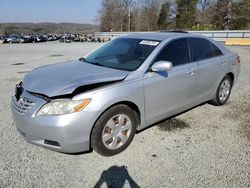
<box><xmin>0</xmin><ymin>42</ymin><xmax>249</xmax><ymax>188</ymax></box>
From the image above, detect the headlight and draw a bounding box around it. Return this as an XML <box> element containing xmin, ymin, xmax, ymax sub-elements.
<box><xmin>36</xmin><ymin>98</ymin><xmax>91</xmax><ymax>116</ymax></box>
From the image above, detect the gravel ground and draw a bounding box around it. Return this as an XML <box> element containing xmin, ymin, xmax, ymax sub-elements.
<box><xmin>0</xmin><ymin>42</ymin><xmax>249</xmax><ymax>188</ymax></box>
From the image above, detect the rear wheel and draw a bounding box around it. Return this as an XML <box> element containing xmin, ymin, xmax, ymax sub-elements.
<box><xmin>210</xmin><ymin>75</ymin><xmax>232</xmax><ymax>106</ymax></box>
<box><xmin>91</xmin><ymin>105</ymin><xmax>137</xmax><ymax>156</ymax></box>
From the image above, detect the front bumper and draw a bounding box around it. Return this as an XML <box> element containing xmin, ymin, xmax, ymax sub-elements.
<box><xmin>11</xmin><ymin>90</ymin><xmax>98</xmax><ymax>153</ymax></box>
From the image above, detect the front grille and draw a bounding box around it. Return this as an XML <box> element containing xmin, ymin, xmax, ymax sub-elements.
<box><xmin>12</xmin><ymin>97</ymin><xmax>36</xmax><ymax>115</ymax></box>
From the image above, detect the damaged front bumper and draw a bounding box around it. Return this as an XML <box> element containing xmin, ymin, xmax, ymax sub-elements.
<box><xmin>11</xmin><ymin>90</ymin><xmax>98</xmax><ymax>153</ymax></box>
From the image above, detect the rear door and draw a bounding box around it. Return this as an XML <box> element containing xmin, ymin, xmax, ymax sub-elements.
<box><xmin>188</xmin><ymin>38</ymin><xmax>227</xmax><ymax>101</ymax></box>
<box><xmin>144</xmin><ymin>38</ymin><xmax>198</xmax><ymax>124</ymax></box>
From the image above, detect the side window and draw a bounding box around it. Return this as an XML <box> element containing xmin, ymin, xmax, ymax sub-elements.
<box><xmin>155</xmin><ymin>38</ymin><xmax>190</xmax><ymax>66</ymax></box>
<box><xmin>189</xmin><ymin>38</ymin><xmax>214</xmax><ymax>61</ymax></box>
<box><xmin>211</xmin><ymin>43</ymin><xmax>223</xmax><ymax>57</ymax></box>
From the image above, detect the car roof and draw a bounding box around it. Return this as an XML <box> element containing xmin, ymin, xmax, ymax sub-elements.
<box><xmin>117</xmin><ymin>32</ymin><xmax>230</xmax><ymax>58</ymax></box>
<box><xmin>120</xmin><ymin>32</ymin><xmax>188</xmax><ymax>41</ymax></box>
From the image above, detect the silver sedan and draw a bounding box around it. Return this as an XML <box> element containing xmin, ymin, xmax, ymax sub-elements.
<box><xmin>11</xmin><ymin>32</ymin><xmax>240</xmax><ymax>156</ymax></box>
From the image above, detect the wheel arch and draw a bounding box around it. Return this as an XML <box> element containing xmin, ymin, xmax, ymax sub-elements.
<box><xmin>226</xmin><ymin>72</ymin><xmax>234</xmax><ymax>85</ymax></box>
<box><xmin>89</xmin><ymin>100</ymin><xmax>141</xmax><ymax>149</ymax></box>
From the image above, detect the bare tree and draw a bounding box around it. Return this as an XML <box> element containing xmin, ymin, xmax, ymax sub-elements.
<box><xmin>176</xmin><ymin>0</ymin><xmax>198</xmax><ymax>29</ymax></box>
<box><xmin>211</xmin><ymin>0</ymin><xmax>233</xmax><ymax>30</ymax></box>
<box><xmin>195</xmin><ymin>0</ymin><xmax>218</xmax><ymax>28</ymax></box>
<box><xmin>98</xmin><ymin>0</ymin><xmax>250</xmax><ymax>31</ymax></box>
<box><xmin>196</xmin><ymin>0</ymin><xmax>211</xmax><ymax>24</ymax></box>
<box><xmin>99</xmin><ymin>0</ymin><xmax>124</xmax><ymax>31</ymax></box>
<box><xmin>230</xmin><ymin>0</ymin><xmax>250</xmax><ymax>29</ymax></box>
<box><xmin>136</xmin><ymin>0</ymin><xmax>160</xmax><ymax>31</ymax></box>
<box><xmin>121</xmin><ymin>0</ymin><xmax>134</xmax><ymax>31</ymax></box>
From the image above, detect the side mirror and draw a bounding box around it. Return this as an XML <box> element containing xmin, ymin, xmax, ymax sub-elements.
<box><xmin>151</xmin><ymin>61</ymin><xmax>173</xmax><ymax>72</ymax></box>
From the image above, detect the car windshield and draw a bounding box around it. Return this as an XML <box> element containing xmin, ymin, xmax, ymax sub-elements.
<box><xmin>84</xmin><ymin>38</ymin><xmax>160</xmax><ymax>71</ymax></box>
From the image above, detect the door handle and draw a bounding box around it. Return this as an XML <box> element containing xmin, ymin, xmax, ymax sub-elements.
<box><xmin>186</xmin><ymin>68</ymin><xmax>194</xmax><ymax>75</ymax></box>
<box><xmin>220</xmin><ymin>60</ymin><xmax>226</xmax><ymax>65</ymax></box>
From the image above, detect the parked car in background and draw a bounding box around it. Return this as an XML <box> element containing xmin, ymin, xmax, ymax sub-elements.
<box><xmin>0</xmin><ymin>33</ymin><xmax>102</xmax><ymax>44</ymax></box>
<box><xmin>32</xmin><ymin>35</ymin><xmax>47</xmax><ymax>43</ymax></box>
<box><xmin>0</xmin><ymin>36</ymin><xmax>4</xmax><ymax>44</ymax></box>
<box><xmin>1</xmin><ymin>35</ymin><xmax>33</xmax><ymax>43</ymax></box>
<box><xmin>22</xmin><ymin>36</ymin><xmax>34</xmax><ymax>43</ymax></box>
<box><xmin>11</xmin><ymin>32</ymin><xmax>240</xmax><ymax>156</ymax></box>
<box><xmin>47</xmin><ymin>35</ymin><xmax>57</xmax><ymax>41</ymax></box>
<box><xmin>8</xmin><ymin>36</ymin><xmax>24</xmax><ymax>43</ymax></box>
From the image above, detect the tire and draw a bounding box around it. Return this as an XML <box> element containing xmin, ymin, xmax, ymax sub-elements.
<box><xmin>91</xmin><ymin>105</ymin><xmax>137</xmax><ymax>156</ymax></box>
<box><xmin>210</xmin><ymin>75</ymin><xmax>232</xmax><ymax>106</ymax></box>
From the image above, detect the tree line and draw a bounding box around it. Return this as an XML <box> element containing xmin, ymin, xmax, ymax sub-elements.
<box><xmin>98</xmin><ymin>0</ymin><xmax>250</xmax><ymax>32</ymax></box>
<box><xmin>0</xmin><ymin>23</ymin><xmax>97</xmax><ymax>35</ymax></box>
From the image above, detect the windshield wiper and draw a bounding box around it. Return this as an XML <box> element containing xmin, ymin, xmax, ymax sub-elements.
<box><xmin>79</xmin><ymin>57</ymin><xmax>104</xmax><ymax>67</ymax></box>
<box><xmin>86</xmin><ymin>60</ymin><xmax>103</xmax><ymax>67</ymax></box>
<box><xmin>79</xmin><ymin>57</ymin><xmax>95</xmax><ymax>64</ymax></box>
<box><xmin>91</xmin><ymin>62</ymin><xmax>103</xmax><ymax>67</ymax></box>
<box><xmin>78</xmin><ymin>57</ymin><xmax>85</xmax><ymax>62</ymax></box>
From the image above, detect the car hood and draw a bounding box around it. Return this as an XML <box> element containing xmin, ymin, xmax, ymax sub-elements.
<box><xmin>23</xmin><ymin>60</ymin><xmax>128</xmax><ymax>97</ymax></box>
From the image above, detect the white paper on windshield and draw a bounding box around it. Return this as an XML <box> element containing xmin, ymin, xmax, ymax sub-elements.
<box><xmin>139</xmin><ymin>40</ymin><xmax>159</xmax><ymax>46</ymax></box>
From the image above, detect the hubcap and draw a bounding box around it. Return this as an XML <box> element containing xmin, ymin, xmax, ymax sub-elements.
<box><xmin>219</xmin><ymin>79</ymin><xmax>231</xmax><ymax>102</ymax></box>
<box><xmin>102</xmin><ymin>114</ymin><xmax>132</xmax><ymax>150</ymax></box>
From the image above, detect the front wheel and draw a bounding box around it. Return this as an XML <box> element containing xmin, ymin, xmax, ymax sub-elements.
<box><xmin>91</xmin><ymin>105</ymin><xmax>137</xmax><ymax>156</ymax></box>
<box><xmin>210</xmin><ymin>75</ymin><xmax>233</xmax><ymax>106</ymax></box>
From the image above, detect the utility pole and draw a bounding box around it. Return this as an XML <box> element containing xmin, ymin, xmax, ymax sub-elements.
<box><xmin>122</xmin><ymin>0</ymin><xmax>133</xmax><ymax>32</ymax></box>
<box><xmin>128</xmin><ymin>6</ymin><xmax>131</xmax><ymax>32</ymax></box>
<box><xmin>224</xmin><ymin>0</ymin><xmax>232</xmax><ymax>30</ymax></box>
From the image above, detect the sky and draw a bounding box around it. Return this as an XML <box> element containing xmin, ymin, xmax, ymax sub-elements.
<box><xmin>0</xmin><ymin>0</ymin><xmax>102</xmax><ymax>24</ymax></box>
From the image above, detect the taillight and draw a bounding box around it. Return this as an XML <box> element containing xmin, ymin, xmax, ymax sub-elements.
<box><xmin>237</xmin><ymin>56</ymin><xmax>240</xmax><ymax>64</ymax></box>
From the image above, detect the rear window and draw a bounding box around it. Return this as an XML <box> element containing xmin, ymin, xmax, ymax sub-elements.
<box><xmin>189</xmin><ymin>38</ymin><xmax>214</xmax><ymax>61</ymax></box>
<box><xmin>211</xmin><ymin>43</ymin><xmax>223</xmax><ymax>57</ymax></box>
